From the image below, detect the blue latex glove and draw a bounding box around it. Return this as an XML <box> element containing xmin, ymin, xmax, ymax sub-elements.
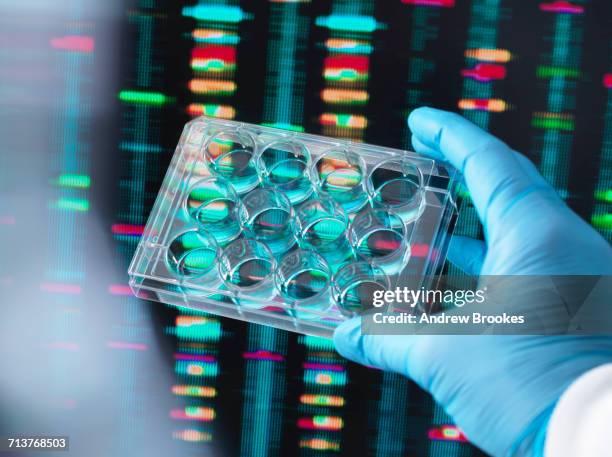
<box><xmin>334</xmin><ymin>108</ymin><xmax>612</xmax><ymax>456</ymax></box>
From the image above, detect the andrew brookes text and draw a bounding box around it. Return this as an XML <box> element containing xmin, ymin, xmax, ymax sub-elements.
<box><xmin>373</xmin><ymin>312</ymin><xmax>525</xmax><ymax>325</ymax></box>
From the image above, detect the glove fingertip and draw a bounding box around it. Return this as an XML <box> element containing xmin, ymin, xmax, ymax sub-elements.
<box><xmin>407</xmin><ymin>106</ymin><xmax>436</xmax><ymax>132</ymax></box>
<box><xmin>411</xmin><ymin>134</ymin><xmax>445</xmax><ymax>160</ymax></box>
<box><xmin>408</xmin><ymin>104</ymin><xmax>450</xmax><ymax>121</ymax></box>
<box><xmin>333</xmin><ymin>318</ymin><xmax>366</xmax><ymax>364</ymax></box>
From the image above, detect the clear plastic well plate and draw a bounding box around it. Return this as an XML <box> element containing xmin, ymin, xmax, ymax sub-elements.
<box><xmin>128</xmin><ymin>117</ymin><xmax>460</xmax><ymax>337</ymax></box>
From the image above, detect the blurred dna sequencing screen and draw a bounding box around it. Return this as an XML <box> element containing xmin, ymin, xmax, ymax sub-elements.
<box><xmin>0</xmin><ymin>0</ymin><xmax>611</xmax><ymax>456</ymax></box>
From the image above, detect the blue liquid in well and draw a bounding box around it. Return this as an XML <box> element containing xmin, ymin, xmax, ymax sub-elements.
<box><xmin>370</xmin><ymin>167</ymin><xmax>422</xmax><ymax>222</ymax></box>
<box><xmin>355</xmin><ymin>228</ymin><xmax>408</xmax><ymax>275</ymax></box>
<box><xmin>188</xmin><ymin>193</ymin><xmax>241</xmax><ymax>245</ymax></box>
<box><xmin>315</xmin><ymin>154</ymin><xmax>367</xmax><ymax>213</ymax></box>
<box><xmin>302</xmin><ymin>218</ymin><xmax>345</xmax><ymax>248</ymax></box>
<box><xmin>280</xmin><ymin>268</ymin><xmax>331</xmax><ymax>320</ymax></box>
<box><xmin>337</xmin><ymin>279</ymin><xmax>386</xmax><ymax>316</ymax></box>
<box><xmin>320</xmin><ymin>169</ymin><xmax>367</xmax><ymax>213</ymax></box>
<box><xmin>223</xmin><ymin>257</ymin><xmax>275</xmax><ymax>308</ymax></box>
<box><xmin>223</xmin><ymin>258</ymin><xmax>273</xmax><ymax>288</ymax></box>
<box><xmin>247</xmin><ymin>207</ymin><xmax>295</xmax><ymax>255</ymax></box>
<box><xmin>301</xmin><ymin>218</ymin><xmax>354</xmax><ymax>268</ymax></box>
<box><xmin>357</xmin><ymin>229</ymin><xmax>403</xmax><ymax>258</ymax></box>
<box><xmin>261</xmin><ymin>146</ymin><xmax>313</xmax><ymax>205</ymax></box>
<box><xmin>211</xmin><ymin>149</ymin><xmax>259</xmax><ymax>194</ymax></box>
<box><xmin>282</xmin><ymin>269</ymin><xmax>329</xmax><ymax>300</ymax></box>
<box><xmin>167</xmin><ymin>231</ymin><xmax>217</xmax><ymax>277</ymax></box>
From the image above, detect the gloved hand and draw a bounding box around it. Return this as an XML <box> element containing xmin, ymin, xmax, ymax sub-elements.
<box><xmin>333</xmin><ymin>108</ymin><xmax>612</xmax><ymax>456</ymax></box>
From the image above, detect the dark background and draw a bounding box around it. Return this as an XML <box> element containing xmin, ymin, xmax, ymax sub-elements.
<box><xmin>1</xmin><ymin>0</ymin><xmax>611</xmax><ymax>456</ymax></box>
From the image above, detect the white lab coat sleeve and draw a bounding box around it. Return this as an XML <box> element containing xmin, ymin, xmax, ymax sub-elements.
<box><xmin>545</xmin><ymin>363</ymin><xmax>612</xmax><ymax>456</ymax></box>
